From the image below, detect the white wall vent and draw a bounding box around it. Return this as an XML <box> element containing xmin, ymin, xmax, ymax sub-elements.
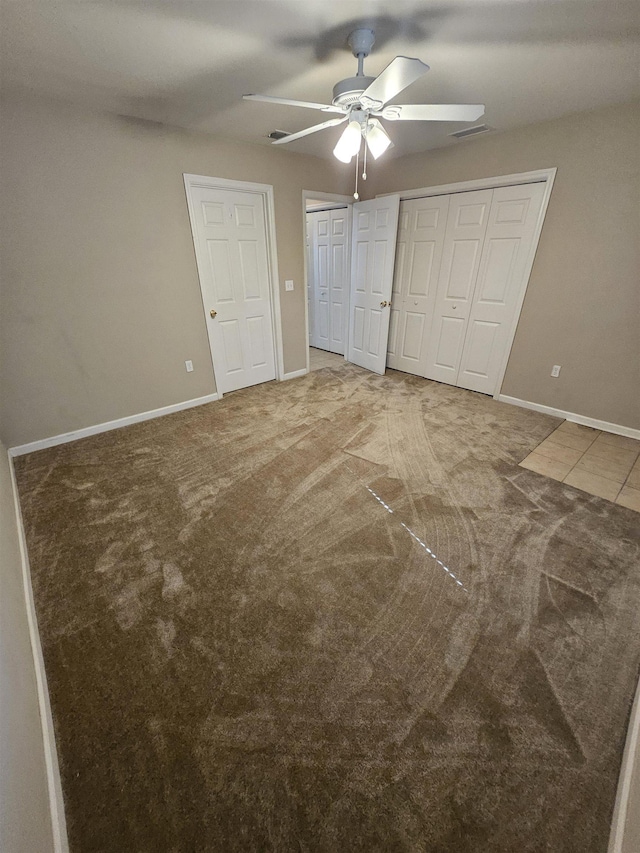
<box><xmin>449</xmin><ymin>124</ymin><xmax>493</xmax><ymax>140</ymax></box>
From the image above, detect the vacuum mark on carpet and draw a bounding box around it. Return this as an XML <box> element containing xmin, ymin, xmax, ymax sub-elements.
<box><xmin>400</xmin><ymin>522</ymin><xmax>468</xmax><ymax>592</ymax></box>
<box><xmin>349</xmin><ymin>462</ymin><xmax>469</xmax><ymax>593</ymax></box>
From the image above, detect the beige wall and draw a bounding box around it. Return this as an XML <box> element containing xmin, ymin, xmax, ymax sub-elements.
<box><xmin>0</xmin><ymin>444</ymin><xmax>55</xmax><ymax>852</ymax></box>
<box><xmin>0</xmin><ymin>95</ymin><xmax>351</xmax><ymax>447</ymax></box>
<box><xmin>368</xmin><ymin>100</ymin><xmax>640</xmax><ymax>430</ymax></box>
<box><xmin>2</xmin><ymin>97</ymin><xmax>638</xmax><ymax>445</ymax></box>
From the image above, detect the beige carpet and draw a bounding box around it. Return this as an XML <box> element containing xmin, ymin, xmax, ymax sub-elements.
<box><xmin>15</xmin><ymin>364</ymin><xmax>640</xmax><ymax>852</ymax></box>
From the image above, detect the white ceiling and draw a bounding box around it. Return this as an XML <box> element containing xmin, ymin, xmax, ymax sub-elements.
<box><xmin>1</xmin><ymin>1</ymin><xmax>639</xmax><ymax>160</ymax></box>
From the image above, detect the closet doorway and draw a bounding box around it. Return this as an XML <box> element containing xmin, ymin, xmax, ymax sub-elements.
<box><xmin>386</xmin><ymin>170</ymin><xmax>555</xmax><ymax>397</ymax></box>
<box><xmin>303</xmin><ymin>191</ymin><xmax>352</xmax><ymax>369</ymax></box>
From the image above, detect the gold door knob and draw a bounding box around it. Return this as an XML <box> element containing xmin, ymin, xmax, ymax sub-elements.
<box><xmin>210</xmin><ymin>309</ymin><xmax>217</xmax><ymax>318</ymax></box>
<box><xmin>380</xmin><ymin>300</ymin><xmax>389</xmax><ymax>308</ymax></box>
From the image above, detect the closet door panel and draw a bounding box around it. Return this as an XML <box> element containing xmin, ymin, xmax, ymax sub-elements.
<box><xmin>328</xmin><ymin>209</ymin><xmax>348</xmax><ymax>354</ymax></box>
<box><xmin>425</xmin><ymin>189</ymin><xmax>493</xmax><ymax>386</ymax></box>
<box><xmin>445</xmin><ymin>239</ymin><xmax>482</xmax><ymax>300</ymax></box>
<box><xmin>315</xmin><ymin>214</ymin><xmax>331</xmax><ymax>350</ymax></box>
<box><xmin>307</xmin><ymin>207</ymin><xmax>349</xmax><ymax>355</ymax></box>
<box><xmin>402</xmin><ymin>311</ymin><xmax>427</xmax><ymax>361</ymax></box>
<box><xmin>434</xmin><ymin>315</ymin><xmax>466</xmax><ymax>370</ymax></box>
<box><xmin>457</xmin><ymin>182</ymin><xmax>546</xmax><ymax>394</ymax></box>
<box><xmin>408</xmin><ymin>240</ymin><xmax>436</xmax><ymax>298</ymax></box>
<box><xmin>387</xmin><ymin>195</ymin><xmax>449</xmax><ymax>375</ymax></box>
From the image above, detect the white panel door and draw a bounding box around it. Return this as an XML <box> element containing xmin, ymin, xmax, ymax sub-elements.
<box><xmin>387</xmin><ymin>195</ymin><xmax>450</xmax><ymax>375</ymax></box>
<box><xmin>307</xmin><ymin>208</ymin><xmax>349</xmax><ymax>355</ymax></box>
<box><xmin>425</xmin><ymin>189</ymin><xmax>493</xmax><ymax>385</ymax></box>
<box><xmin>457</xmin><ymin>182</ymin><xmax>546</xmax><ymax>394</ymax></box>
<box><xmin>347</xmin><ymin>195</ymin><xmax>400</xmax><ymax>374</ymax></box>
<box><xmin>189</xmin><ymin>186</ymin><xmax>276</xmax><ymax>394</ymax></box>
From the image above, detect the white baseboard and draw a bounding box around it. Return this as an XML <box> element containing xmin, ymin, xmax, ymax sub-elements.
<box><xmin>9</xmin><ymin>452</ymin><xmax>69</xmax><ymax>852</ymax></box>
<box><xmin>608</xmin><ymin>674</ymin><xmax>640</xmax><ymax>853</ymax></box>
<box><xmin>497</xmin><ymin>395</ymin><xmax>640</xmax><ymax>440</ymax></box>
<box><xmin>8</xmin><ymin>393</ymin><xmax>219</xmax><ymax>457</ymax></box>
<box><xmin>281</xmin><ymin>368</ymin><xmax>308</xmax><ymax>381</ymax></box>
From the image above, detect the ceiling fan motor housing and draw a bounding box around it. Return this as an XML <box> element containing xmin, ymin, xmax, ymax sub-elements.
<box><xmin>332</xmin><ymin>76</ymin><xmax>375</xmax><ymax>107</ymax></box>
<box><xmin>333</xmin><ymin>29</ymin><xmax>378</xmax><ymax>107</ymax></box>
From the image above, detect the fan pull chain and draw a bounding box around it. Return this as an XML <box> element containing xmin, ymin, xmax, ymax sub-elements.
<box><xmin>354</xmin><ymin>150</ymin><xmax>359</xmax><ymax>200</ymax></box>
<box><xmin>362</xmin><ymin>124</ymin><xmax>368</xmax><ymax>180</ymax></box>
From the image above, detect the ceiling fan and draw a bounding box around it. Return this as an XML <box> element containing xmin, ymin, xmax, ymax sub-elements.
<box><xmin>243</xmin><ymin>28</ymin><xmax>484</xmax><ymax>167</ymax></box>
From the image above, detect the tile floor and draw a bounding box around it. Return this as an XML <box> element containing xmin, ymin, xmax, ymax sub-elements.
<box><xmin>520</xmin><ymin>420</ymin><xmax>640</xmax><ymax>512</ymax></box>
<box><xmin>308</xmin><ymin>348</ymin><xmax>640</xmax><ymax>513</ymax></box>
<box><xmin>309</xmin><ymin>347</ymin><xmax>346</xmax><ymax>372</ymax></box>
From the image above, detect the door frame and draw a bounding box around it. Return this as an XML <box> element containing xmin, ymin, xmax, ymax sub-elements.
<box><xmin>378</xmin><ymin>167</ymin><xmax>557</xmax><ymax>398</ymax></box>
<box><xmin>183</xmin><ymin>173</ymin><xmax>284</xmax><ymax>398</ymax></box>
<box><xmin>302</xmin><ymin>190</ymin><xmax>353</xmax><ymax>372</ymax></box>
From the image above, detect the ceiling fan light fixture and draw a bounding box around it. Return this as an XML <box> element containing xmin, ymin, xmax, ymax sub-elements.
<box><xmin>365</xmin><ymin>121</ymin><xmax>392</xmax><ymax>159</ymax></box>
<box><xmin>333</xmin><ymin>120</ymin><xmax>362</xmax><ymax>163</ymax></box>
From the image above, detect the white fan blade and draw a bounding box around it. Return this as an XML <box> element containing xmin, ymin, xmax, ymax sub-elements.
<box><xmin>360</xmin><ymin>57</ymin><xmax>429</xmax><ymax>109</ymax></box>
<box><xmin>380</xmin><ymin>104</ymin><xmax>485</xmax><ymax>122</ymax></box>
<box><xmin>272</xmin><ymin>116</ymin><xmax>347</xmax><ymax>145</ymax></box>
<box><xmin>243</xmin><ymin>94</ymin><xmax>345</xmax><ymax>114</ymax></box>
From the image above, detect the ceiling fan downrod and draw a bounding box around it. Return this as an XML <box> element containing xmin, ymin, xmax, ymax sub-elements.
<box><xmin>348</xmin><ymin>28</ymin><xmax>375</xmax><ymax>77</ymax></box>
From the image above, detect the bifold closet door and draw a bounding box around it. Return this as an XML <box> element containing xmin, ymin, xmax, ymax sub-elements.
<box><xmin>387</xmin><ymin>195</ymin><xmax>450</xmax><ymax>376</ymax></box>
<box><xmin>425</xmin><ymin>189</ymin><xmax>493</xmax><ymax>386</ymax></box>
<box><xmin>327</xmin><ymin>208</ymin><xmax>349</xmax><ymax>354</ymax></box>
<box><xmin>456</xmin><ymin>182</ymin><xmax>546</xmax><ymax>394</ymax></box>
<box><xmin>307</xmin><ymin>208</ymin><xmax>349</xmax><ymax>355</ymax></box>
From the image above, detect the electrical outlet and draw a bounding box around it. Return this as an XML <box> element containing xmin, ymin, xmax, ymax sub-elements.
<box><xmin>551</xmin><ymin>364</ymin><xmax>561</xmax><ymax>378</ymax></box>
<box><xmin>285</xmin><ymin>280</ymin><xmax>294</xmax><ymax>291</ymax></box>
<box><xmin>185</xmin><ymin>360</ymin><xmax>194</xmax><ymax>373</ymax></box>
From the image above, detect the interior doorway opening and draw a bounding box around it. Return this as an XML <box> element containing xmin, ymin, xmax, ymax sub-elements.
<box><xmin>302</xmin><ymin>191</ymin><xmax>353</xmax><ymax>373</ymax></box>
